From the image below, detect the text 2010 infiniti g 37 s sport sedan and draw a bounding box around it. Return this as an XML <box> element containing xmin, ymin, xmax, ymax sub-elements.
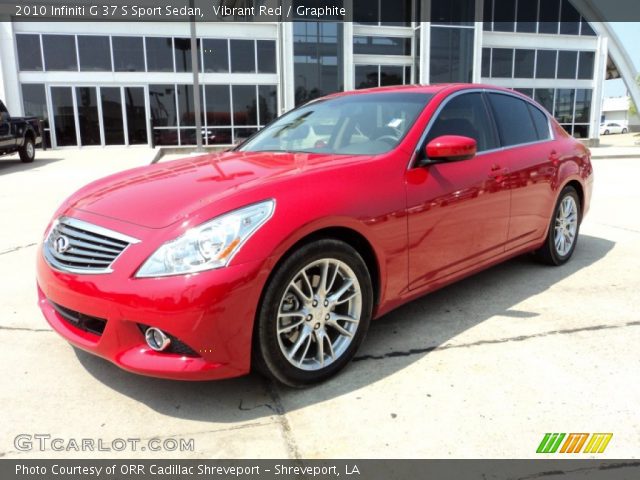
<box><xmin>37</xmin><ymin>84</ymin><xmax>593</xmax><ymax>386</ymax></box>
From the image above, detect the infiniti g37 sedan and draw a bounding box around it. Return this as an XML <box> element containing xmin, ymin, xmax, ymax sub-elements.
<box><xmin>37</xmin><ymin>84</ymin><xmax>593</xmax><ymax>386</ymax></box>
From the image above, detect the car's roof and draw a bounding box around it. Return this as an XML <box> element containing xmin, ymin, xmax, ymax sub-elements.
<box><xmin>321</xmin><ymin>83</ymin><xmax>518</xmax><ymax>100</ymax></box>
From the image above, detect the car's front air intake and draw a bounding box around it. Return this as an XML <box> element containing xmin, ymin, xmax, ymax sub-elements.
<box><xmin>43</xmin><ymin>216</ymin><xmax>139</xmax><ymax>274</ymax></box>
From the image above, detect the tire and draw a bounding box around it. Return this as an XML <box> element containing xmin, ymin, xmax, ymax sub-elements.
<box><xmin>534</xmin><ymin>186</ymin><xmax>581</xmax><ymax>266</ymax></box>
<box><xmin>19</xmin><ymin>137</ymin><xmax>35</xmax><ymax>163</ymax></box>
<box><xmin>622</xmin><ymin>128</ymin><xmax>628</xmax><ymax>134</ymax></box>
<box><xmin>253</xmin><ymin>239</ymin><xmax>373</xmax><ymax>387</ymax></box>
<box><xmin>604</xmin><ymin>130</ymin><xmax>609</xmax><ymax>135</ymax></box>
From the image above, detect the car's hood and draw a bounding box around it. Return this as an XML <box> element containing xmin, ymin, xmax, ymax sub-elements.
<box><xmin>71</xmin><ymin>151</ymin><xmax>354</xmax><ymax>229</ymax></box>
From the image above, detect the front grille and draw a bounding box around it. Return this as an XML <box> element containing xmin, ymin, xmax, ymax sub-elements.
<box><xmin>50</xmin><ymin>301</ymin><xmax>107</xmax><ymax>336</ymax></box>
<box><xmin>137</xmin><ymin>324</ymin><xmax>200</xmax><ymax>357</ymax></box>
<box><xmin>43</xmin><ymin>216</ymin><xmax>139</xmax><ymax>274</ymax></box>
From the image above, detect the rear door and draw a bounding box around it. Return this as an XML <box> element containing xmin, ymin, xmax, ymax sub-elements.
<box><xmin>405</xmin><ymin>91</ymin><xmax>511</xmax><ymax>290</ymax></box>
<box><xmin>0</xmin><ymin>101</ymin><xmax>13</xmax><ymax>148</ymax></box>
<box><xmin>485</xmin><ymin>92</ymin><xmax>557</xmax><ymax>250</ymax></box>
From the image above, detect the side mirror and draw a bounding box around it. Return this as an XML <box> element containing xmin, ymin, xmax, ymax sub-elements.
<box><xmin>424</xmin><ymin>135</ymin><xmax>477</xmax><ymax>163</ymax></box>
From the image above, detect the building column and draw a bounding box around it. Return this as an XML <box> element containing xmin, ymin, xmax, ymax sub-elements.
<box><xmin>0</xmin><ymin>22</ymin><xmax>22</xmax><ymax>114</ymax></box>
<box><xmin>591</xmin><ymin>34</ymin><xmax>608</xmax><ymax>144</ymax></box>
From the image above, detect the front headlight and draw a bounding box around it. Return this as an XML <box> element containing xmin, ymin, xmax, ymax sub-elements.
<box><xmin>136</xmin><ymin>200</ymin><xmax>275</xmax><ymax>278</ymax></box>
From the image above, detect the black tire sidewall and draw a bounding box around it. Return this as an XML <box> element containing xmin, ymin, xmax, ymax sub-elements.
<box><xmin>546</xmin><ymin>187</ymin><xmax>581</xmax><ymax>265</ymax></box>
<box><xmin>255</xmin><ymin>239</ymin><xmax>373</xmax><ymax>387</ymax></box>
<box><xmin>20</xmin><ymin>138</ymin><xmax>35</xmax><ymax>162</ymax></box>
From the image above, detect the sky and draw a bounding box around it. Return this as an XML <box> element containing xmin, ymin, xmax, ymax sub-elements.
<box><xmin>603</xmin><ymin>22</ymin><xmax>640</xmax><ymax>97</ymax></box>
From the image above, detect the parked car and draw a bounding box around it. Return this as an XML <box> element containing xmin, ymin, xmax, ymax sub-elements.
<box><xmin>0</xmin><ymin>99</ymin><xmax>42</xmax><ymax>163</ymax></box>
<box><xmin>599</xmin><ymin>122</ymin><xmax>628</xmax><ymax>135</ymax></box>
<box><xmin>36</xmin><ymin>84</ymin><xmax>594</xmax><ymax>386</ymax></box>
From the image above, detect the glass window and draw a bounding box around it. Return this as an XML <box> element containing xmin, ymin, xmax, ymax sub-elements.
<box><xmin>112</xmin><ymin>36</ymin><xmax>144</xmax><ymax>72</ymax></box>
<box><xmin>581</xmin><ymin>19</ymin><xmax>596</xmax><ymax>36</ymax></box>
<box><xmin>21</xmin><ymin>84</ymin><xmax>49</xmax><ymax>146</ymax></box>
<box><xmin>493</xmin><ymin>0</ymin><xmax>516</xmax><ymax>32</ymax></box>
<box><xmin>232</xmin><ymin>85</ymin><xmax>257</xmax><ymax>126</ymax></box>
<box><xmin>230</xmin><ymin>39</ymin><xmax>255</xmax><ymax>73</ymax></box>
<box><xmin>431</xmin><ymin>0</ymin><xmax>474</xmax><ymax>25</ymax></box>
<box><xmin>78</xmin><ymin>36</ymin><xmax>111</xmax><ymax>72</ymax></box>
<box><xmin>258</xmin><ymin>85</ymin><xmax>278</xmax><ymax>125</ymax></box>
<box><xmin>294</xmin><ymin>22</ymin><xmax>343</xmax><ymax>106</ymax></box>
<box><xmin>174</xmin><ymin>37</ymin><xmax>201</xmax><ymax>73</ymax></box>
<box><xmin>430</xmin><ymin>27</ymin><xmax>474</xmax><ymax>83</ymax></box>
<box><xmin>557</xmin><ymin>51</ymin><xmax>577</xmax><ymax>79</ymax></box>
<box><xmin>353</xmin><ymin>36</ymin><xmax>411</xmax><ymax>56</ymax></box>
<box><xmin>177</xmin><ymin>84</ymin><xmax>203</xmax><ymax>127</ymax></box>
<box><xmin>560</xmin><ymin>0</ymin><xmax>580</xmax><ymax>34</ymax></box>
<box><xmin>125</xmin><ymin>87</ymin><xmax>148</xmax><ymax>145</ymax></box>
<box><xmin>534</xmin><ymin>89</ymin><xmax>555</xmax><ymax>114</ymax></box>
<box><xmin>203</xmin><ymin>39</ymin><xmax>229</xmax><ymax>73</ymax></box>
<box><xmin>527</xmin><ymin>104</ymin><xmax>551</xmax><ymax>140</ymax></box>
<box><xmin>240</xmin><ymin>92</ymin><xmax>431</xmax><ymax>155</ymax></box>
<box><xmin>554</xmin><ymin>88</ymin><xmax>575</xmax><ymax>124</ymax></box>
<box><xmin>578</xmin><ymin>51</ymin><xmax>595</xmax><ymax>79</ymax></box>
<box><xmin>50</xmin><ymin>87</ymin><xmax>77</xmax><ymax>146</ymax></box>
<box><xmin>146</xmin><ymin>37</ymin><xmax>174</xmax><ymax>72</ymax></box>
<box><xmin>380</xmin><ymin>66</ymin><xmax>404</xmax><ymax>86</ymax></box>
<box><xmin>355</xmin><ymin>65</ymin><xmax>379</xmax><ymax>89</ymax></box>
<box><xmin>426</xmin><ymin>93</ymin><xmax>498</xmax><ymax>152</ymax></box>
<box><xmin>516</xmin><ymin>0</ymin><xmax>537</xmax><ymax>33</ymax></box>
<box><xmin>206</xmin><ymin>128</ymin><xmax>232</xmax><ymax>145</ymax></box>
<box><xmin>574</xmin><ymin>89</ymin><xmax>592</xmax><ymax>123</ymax></box>
<box><xmin>16</xmin><ymin>34</ymin><xmax>42</xmax><ymax>71</ymax></box>
<box><xmin>204</xmin><ymin>85</ymin><xmax>231</xmax><ymax>126</ymax></box>
<box><xmin>573</xmin><ymin>125</ymin><xmax>589</xmax><ymax>138</ymax></box>
<box><xmin>100</xmin><ymin>87</ymin><xmax>124</xmax><ymax>145</ymax></box>
<box><xmin>257</xmin><ymin>40</ymin><xmax>277</xmax><ymax>73</ymax></box>
<box><xmin>483</xmin><ymin>0</ymin><xmax>493</xmax><ymax>31</ymax></box>
<box><xmin>539</xmin><ymin>0</ymin><xmax>561</xmax><ymax>34</ymax></box>
<box><xmin>42</xmin><ymin>35</ymin><xmax>77</xmax><ymax>71</ymax></box>
<box><xmin>353</xmin><ymin>0</ymin><xmax>377</xmax><ymax>24</ymax></box>
<box><xmin>149</xmin><ymin>85</ymin><xmax>177</xmax><ymax>127</ymax></box>
<box><xmin>381</xmin><ymin>0</ymin><xmax>412</xmax><ymax>26</ymax></box>
<box><xmin>491</xmin><ymin>49</ymin><xmax>514</xmax><ymax>78</ymax></box>
<box><xmin>482</xmin><ymin>48</ymin><xmax>491</xmax><ymax>78</ymax></box>
<box><xmin>487</xmin><ymin>93</ymin><xmax>538</xmax><ymax>146</ymax></box>
<box><xmin>514</xmin><ymin>49</ymin><xmax>535</xmax><ymax>78</ymax></box>
<box><xmin>536</xmin><ymin>50</ymin><xmax>557</xmax><ymax>79</ymax></box>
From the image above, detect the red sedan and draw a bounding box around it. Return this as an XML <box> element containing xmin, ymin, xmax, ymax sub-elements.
<box><xmin>37</xmin><ymin>84</ymin><xmax>593</xmax><ymax>386</ymax></box>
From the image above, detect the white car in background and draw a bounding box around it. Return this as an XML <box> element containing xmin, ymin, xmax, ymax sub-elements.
<box><xmin>600</xmin><ymin>122</ymin><xmax>628</xmax><ymax>135</ymax></box>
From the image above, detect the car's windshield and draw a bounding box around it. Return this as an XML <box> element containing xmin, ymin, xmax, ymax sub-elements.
<box><xmin>238</xmin><ymin>92</ymin><xmax>432</xmax><ymax>155</ymax></box>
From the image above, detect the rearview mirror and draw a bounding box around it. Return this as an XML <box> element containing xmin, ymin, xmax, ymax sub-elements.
<box><xmin>424</xmin><ymin>135</ymin><xmax>477</xmax><ymax>163</ymax></box>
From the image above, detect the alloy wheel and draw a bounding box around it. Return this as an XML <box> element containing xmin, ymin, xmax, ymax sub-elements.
<box><xmin>554</xmin><ymin>195</ymin><xmax>578</xmax><ymax>256</ymax></box>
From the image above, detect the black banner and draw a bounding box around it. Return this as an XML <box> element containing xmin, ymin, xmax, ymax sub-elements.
<box><xmin>2</xmin><ymin>0</ymin><xmax>640</xmax><ymax>23</ymax></box>
<box><xmin>3</xmin><ymin>460</ymin><xmax>640</xmax><ymax>480</ymax></box>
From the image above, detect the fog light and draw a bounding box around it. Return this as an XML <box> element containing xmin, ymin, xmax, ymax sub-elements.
<box><xmin>145</xmin><ymin>327</ymin><xmax>171</xmax><ymax>351</ymax></box>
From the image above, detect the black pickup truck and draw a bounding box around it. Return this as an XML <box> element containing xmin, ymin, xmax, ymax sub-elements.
<box><xmin>0</xmin><ymin>99</ymin><xmax>42</xmax><ymax>163</ymax></box>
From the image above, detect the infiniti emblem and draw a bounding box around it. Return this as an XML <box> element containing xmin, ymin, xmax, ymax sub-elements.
<box><xmin>54</xmin><ymin>234</ymin><xmax>70</xmax><ymax>254</ymax></box>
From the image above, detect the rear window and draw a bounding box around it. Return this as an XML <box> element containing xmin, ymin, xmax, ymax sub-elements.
<box><xmin>487</xmin><ymin>93</ymin><xmax>538</xmax><ymax>147</ymax></box>
<box><xmin>527</xmin><ymin>104</ymin><xmax>551</xmax><ymax>140</ymax></box>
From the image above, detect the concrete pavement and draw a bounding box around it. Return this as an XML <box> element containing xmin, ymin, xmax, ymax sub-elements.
<box><xmin>0</xmin><ymin>148</ymin><xmax>638</xmax><ymax>459</ymax></box>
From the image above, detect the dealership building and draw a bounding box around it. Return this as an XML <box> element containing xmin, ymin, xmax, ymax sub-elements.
<box><xmin>1</xmin><ymin>0</ymin><xmax>638</xmax><ymax>149</ymax></box>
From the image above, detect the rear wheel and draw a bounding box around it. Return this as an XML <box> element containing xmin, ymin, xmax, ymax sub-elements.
<box><xmin>254</xmin><ymin>239</ymin><xmax>373</xmax><ymax>387</ymax></box>
<box><xmin>19</xmin><ymin>137</ymin><xmax>35</xmax><ymax>163</ymax></box>
<box><xmin>622</xmin><ymin>128</ymin><xmax>628</xmax><ymax>134</ymax></box>
<box><xmin>604</xmin><ymin>129</ymin><xmax>610</xmax><ymax>135</ymax></box>
<box><xmin>535</xmin><ymin>186</ymin><xmax>581</xmax><ymax>266</ymax></box>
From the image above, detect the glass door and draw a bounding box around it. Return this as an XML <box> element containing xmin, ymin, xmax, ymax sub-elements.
<box><xmin>124</xmin><ymin>87</ymin><xmax>148</xmax><ymax>145</ymax></box>
<box><xmin>50</xmin><ymin>87</ymin><xmax>77</xmax><ymax>147</ymax></box>
<box><xmin>76</xmin><ymin>87</ymin><xmax>101</xmax><ymax>146</ymax></box>
<box><xmin>100</xmin><ymin>87</ymin><xmax>125</xmax><ymax>145</ymax></box>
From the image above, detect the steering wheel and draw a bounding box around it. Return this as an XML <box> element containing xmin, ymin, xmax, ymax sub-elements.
<box><xmin>375</xmin><ymin>135</ymin><xmax>400</xmax><ymax>145</ymax></box>
<box><xmin>374</xmin><ymin>126</ymin><xmax>402</xmax><ymax>145</ymax></box>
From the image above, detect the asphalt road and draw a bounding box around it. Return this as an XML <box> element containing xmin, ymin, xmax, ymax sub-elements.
<box><xmin>0</xmin><ymin>149</ymin><xmax>638</xmax><ymax>459</ymax></box>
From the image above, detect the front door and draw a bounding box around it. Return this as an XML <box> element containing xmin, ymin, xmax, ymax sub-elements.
<box><xmin>405</xmin><ymin>91</ymin><xmax>511</xmax><ymax>290</ymax></box>
<box><xmin>0</xmin><ymin>101</ymin><xmax>14</xmax><ymax>148</ymax></box>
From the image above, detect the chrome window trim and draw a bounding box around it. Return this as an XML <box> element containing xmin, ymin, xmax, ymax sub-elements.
<box><xmin>43</xmin><ymin>216</ymin><xmax>140</xmax><ymax>275</ymax></box>
<box><xmin>409</xmin><ymin>88</ymin><xmax>555</xmax><ymax>170</ymax></box>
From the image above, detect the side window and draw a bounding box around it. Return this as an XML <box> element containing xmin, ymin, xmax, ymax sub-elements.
<box><xmin>487</xmin><ymin>93</ymin><xmax>538</xmax><ymax>147</ymax></box>
<box><xmin>0</xmin><ymin>101</ymin><xmax>8</xmax><ymax>115</ymax></box>
<box><xmin>424</xmin><ymin>93</ymin><xmax>498</xmax><ymax>153</ymax></box>
<box><xmin>527</xmin><ymin>104</ymin><xmax>551</xmax><ymax>141</ymax></box>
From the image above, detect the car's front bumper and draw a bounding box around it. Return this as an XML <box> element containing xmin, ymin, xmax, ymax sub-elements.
<box><xmin>36</xmin><ymin>243</ymin><xmax>271</xmax><ymax>381</ymax></box>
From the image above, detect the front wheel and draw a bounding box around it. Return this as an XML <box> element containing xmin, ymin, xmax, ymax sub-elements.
<box><xmin>253</xmin><ymin>239</ymin><xmax>373</xmax><ymax>387</ymax></box>
<box><xmin>622</xmin><ymin>128</ymin><xmax>628</xmax><ymax>134</ymax></box>
<box><xmin>535</xmin><ymin>186</ymin><xmax>581</xmax><ymax>265</ymax></box>
<box><xmin>19</xmin><ymin>137</ymin><xmax>35</xmax><ymax>163</ymax></box>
